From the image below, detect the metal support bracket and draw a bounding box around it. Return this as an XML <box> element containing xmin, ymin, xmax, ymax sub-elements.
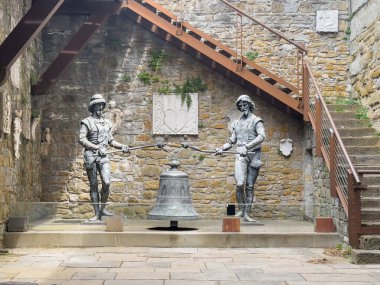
<box><xmin>32</xmin><ymin>0</ymin><xmax>124</xmax><ymax>95</ymax></box>
<box><xmin>0</xmin><ymin>0</ymin><xmax>65</xmax><ymax>85</ymax></box>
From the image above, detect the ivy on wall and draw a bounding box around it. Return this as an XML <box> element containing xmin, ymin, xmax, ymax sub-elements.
<box><xmin>137</xmin><ymin>48</ymin><xmax>207</xmax><ymax>108</ymax></box>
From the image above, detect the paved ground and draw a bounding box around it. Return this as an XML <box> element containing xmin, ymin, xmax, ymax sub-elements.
<box><xmin>1</xmin><ymin>247</ymin><xmax>380</xmax><ymax>284</ymax></box>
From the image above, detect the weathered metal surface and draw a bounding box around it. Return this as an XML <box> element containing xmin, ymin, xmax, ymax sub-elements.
<box><xmin>32</xmin><ymin>1</ymin><xmax>124</xmax><ymax>95</ymax></box>
<box><xmin>148</xmin><ymin>160</ymin><xmax>200</xmax><ymax>221</ymax></box>
<box><xmin>0</xmin><ymin>0</ymin><xmax>65</xmax><ymax>85</ymax></box>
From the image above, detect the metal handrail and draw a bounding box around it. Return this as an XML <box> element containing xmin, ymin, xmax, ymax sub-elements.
<box><xmin>219</xmin><ymin>0</ymin><xmax>307</xmax><ymax>53</ymax></box>
<box><xmin>304</xmin><ymin>61</ymin><xmax>360</xmax><ymax>184</ymax></box>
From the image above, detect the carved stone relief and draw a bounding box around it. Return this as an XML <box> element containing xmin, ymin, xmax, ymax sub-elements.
<box><xmin>105</xmin><ymin>99</ymin><xmax>123</xmax><ymax>134</ymax></box>
<box><xmin>22</xmin><ymin>106</ymin><xmax>31</xmax><ymax>140</ymax></box>
<box><xmin>41</xmin><ymin>128</ymin><xmax>51</xmax><ymax>156</ymax></box>
<box><xmin>316</xmin><ymin>10</ymin><xmax>339</xmax><ymax>33</ymax></box>
<box><xmin>42</xmin><ymin>128</ymin><xmax>52</xmax><ymax>144</ymax></box>
<box><xmin>31</xmin><ymin>116</ymin><xmax>40</xmax><ymax>141</ymax></box>
<box><xmin>10</xmin><ymin>58</ymin><xmax>21</xmax><ymax>89</ymax></box>
<box><xmin>13</xmin><ymin>110</ymin><xmax>22</xmax><ymax>159</ymax></box>
<box><xmin>280</xmin><ymin>138</ymin><xmax>293</xmax><ymax>157</ymax></box>
<box><xmin>153</xmin><ymin>93</ymin><xmax>198</xmax><ymax>135</ymax></box>
<box><xmin>0</xmin><ymin>90</ymin><xmax>12</xmax><ymax>134</ymax></box>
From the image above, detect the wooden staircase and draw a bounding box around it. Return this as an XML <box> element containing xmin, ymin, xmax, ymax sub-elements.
<box><xmin>121</xmin><ymin>0</ymin><xmax>304</xmax><ymax>116</ymax></box>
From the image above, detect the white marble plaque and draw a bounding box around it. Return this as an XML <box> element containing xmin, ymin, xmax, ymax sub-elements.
<box><xmin>316</xmin><ymin>10</ymin><xmax>339</xmax><ymax>32</ymax></box>
<box><xmin>0</xmin><ymin>91</ymin><xmax>12</xmax><ymax>133</ymax></box>
<box><xmin>153</xmin><ymin>93</ymin><xmax>198</xmax><ymax>135</ymax></box>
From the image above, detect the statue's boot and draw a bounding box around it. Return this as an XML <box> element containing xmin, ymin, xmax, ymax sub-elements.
<box><xmin>243</xmin><ymin>187</ymin><xmax>257</xmax><ymax>222</ymax></box>
<box><xmin>100</xmin><ymin>191</ymin><xmax>114</xmax><ymax>217</ymax></box>
<box><xmin>89</xmin><ymin>192</ymin><xmax>101</xmax><ymax>221</ymax></box>
<box><xmin>235</xmin><ymin>185</ymin><xmax>245</xmax><ymax>217</ymax></box>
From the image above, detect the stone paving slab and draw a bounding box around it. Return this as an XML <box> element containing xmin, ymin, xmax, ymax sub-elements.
<box><xmin>0</xmin><ymin>247</ymin><xmax>380</xmax><ymax>284</ymax></box>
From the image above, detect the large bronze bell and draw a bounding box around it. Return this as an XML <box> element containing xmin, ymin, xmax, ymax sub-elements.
<box><xmin>148</xmin><ymin>160</ymin><xmax>200</xmax><ymax>225</ymax></box>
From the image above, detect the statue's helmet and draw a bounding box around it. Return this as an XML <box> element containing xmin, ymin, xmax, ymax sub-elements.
<box><xmin>88</xmin><ymin>94</ymin><xmax>106</xmax><ymax>112</ymax></box>
<box><xmin>235</xmin><ymin>94</ymin><xmax>255</xmax><ymax>111</ymax></box>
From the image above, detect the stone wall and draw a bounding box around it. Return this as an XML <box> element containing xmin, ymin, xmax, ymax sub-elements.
<box><xmin>349</xmin><ymin>0</ymin><xmax>380</xmax><ymax>129</ymax></box>
<box><xmin>35</xmin><ymin>14</ymin><xmax>306</xmax><ymax>220</ymax></box>
<box><xmin>0</xmin><ymin>0</ymin><xmax>43</xmax><ymax>243</ymax></box>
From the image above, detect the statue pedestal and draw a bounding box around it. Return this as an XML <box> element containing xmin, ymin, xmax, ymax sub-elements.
<box><xmin>314</xmin><ymin>217</ymin><xmax>335</xmax><ymax>232</ymax></box>
<box><xmin>222</xmin><ymin>217</ymin><xmax>240</xmax><ymax>232</ymax></box>
<box><xmin>106</xmin><ymin>216</ymin><xmax>124</xmax><ymax>232</ymax></box>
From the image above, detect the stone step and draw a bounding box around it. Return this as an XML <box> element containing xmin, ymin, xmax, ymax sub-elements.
<box><xmin>339</xmin><ymin>127</ymin><xmax>376</xmax><ymax>137</ymax></box>
<box><xmin>329</xmin><ymin>111</ymin><xmax>358</xmax><ymax>120</ymax></box>
<box><xmin>351</xmin><ymin>249</ymin><xmax>380</xmax><ymax>264</ymax></box>
<box><xmin>359</xmin><ymin>235</ymin><xmax>380</xmax><ymax>250</ymax></box>
<box><xmin>361</xmin><ymin>175</ymin><xmax>380</xmax><ymax>185</ymax></box>
<box><xmin>362</xmin><ymin>185</ymin><xmax>380</xmax><ymax>197</ymax></box>
<box><xmin>333</xmin><ymin>119</ymin><xmax>371</xmax><ymax>128</ymax></box>
<box><xmin>345</xmin><ymin>146</ymin><xmax>380</xmax><ymax>155</ymax></box>
<box><xmin>327</xmin><ymin>104</ymin><xmax>362</xmax><ymax>112</ymax></box>
<box><xmin>361</xmin><ymin>197</ymin><xmax>380</xmax><ymax>208</ymax></box>
<box><xmin>350</xmin><ymin>155</ymin><xmax>380</xmax><ymax>165</ymax></box>
<box><xmin>361</xmin><ymin>221</ymin><xmax>380</xmax><ymax>228</ymax></box>
<box><xmin>361</xmin><ymin>208</ymin><xmax>380</xmax><ymax>220</ymax></box>
<box><xmin>341</xmin><ymin>136</ymin><xmax>380</xmax><ymax>147</ymax></box>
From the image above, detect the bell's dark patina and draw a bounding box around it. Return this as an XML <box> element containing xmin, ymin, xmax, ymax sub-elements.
<box><xmin>148</xmin><ymin>160</ymin><xmax>200</xmax><ymax>221</ymax></box>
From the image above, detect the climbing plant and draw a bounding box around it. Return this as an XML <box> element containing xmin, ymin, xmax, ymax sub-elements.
<box><xmin>173</xmin><ymin>76</ymin><xmax>207</xmax><ymax>109</ymax></box>
<box><xmin>149</xmin><ymin>48</ymin><xmax>168</xmax><ymax>72</ymax></box>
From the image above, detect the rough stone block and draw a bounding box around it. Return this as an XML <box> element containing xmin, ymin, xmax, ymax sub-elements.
<box><xmin>6</xmin><ymin>216</ymin><xmax>28</xmax><ymax>232</ymax></box>
<box><xmin>222</xmin><ymin>217</ymin><xmax>240</xmax><ymax>232</ymax></box>
<box><xmin>314</xmin><ymin>217</ymin><xmax>335</xmax><ymax>232</ymax></box>
<box><xmin>106</xmin><ymin>216</ymin><xmax>124</xmax><ymax>232</ymax></box>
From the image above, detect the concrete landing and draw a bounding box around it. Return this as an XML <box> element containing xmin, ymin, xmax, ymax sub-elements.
<box><xmin>3</xmin><ymin>219</ymin><xmax>341</xmax><ymax>248</ymax></box>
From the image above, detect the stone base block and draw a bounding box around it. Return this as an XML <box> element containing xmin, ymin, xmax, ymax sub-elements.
<box><xmin>7</xmin><ymin>216</ymin><xmax>28</xmax><ymax>232</ymax></box>
<box><xmin>106</xmin><ymin>216</ymin><xmax>124</xmax><ymax>232</ymax></box>
<box><xmin>222</xmin><ymin>217</ymin><xmax>240</xmax><ymax>232</ymax></box>
<box><xmin>315</xmin><ymin>217</ymin><xmax>335</xmax><ymax>233</ymax></box>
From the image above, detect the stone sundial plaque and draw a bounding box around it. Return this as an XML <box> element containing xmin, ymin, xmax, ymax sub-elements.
<box><xmin>153</xmin><ymin>93</ymin><xmax>198</xmax><ymax>135</ymax></box>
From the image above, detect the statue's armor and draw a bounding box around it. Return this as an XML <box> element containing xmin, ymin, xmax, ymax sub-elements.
<box><xmin>80</xmin><ymin>116</ymin><xmax>113</xmax><ymax>150</ymax></box>
<box><xmin>229</xmin><ymin>114</ymin><xmax>263</xmax><ymax>150</ymax></box>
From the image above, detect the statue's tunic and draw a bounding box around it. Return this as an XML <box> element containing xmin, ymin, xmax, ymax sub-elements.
<box><xmin>79</xmin><ymin>116</ymin><xmax>114</xmax><ymax>169</ymax></box>
<box><xmin>229</xmin><ymin>114</ymin><xmax>265</xmax><ymax>169</ymax></box>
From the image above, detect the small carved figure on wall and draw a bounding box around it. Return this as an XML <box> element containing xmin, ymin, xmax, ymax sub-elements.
<box><xmin>13</xmin><ymin>110</ymin><xmax>23</xmax><ymax>159</ymax></box>
<box><xmin>31</xmin><ymin>116</ymin><xmax>40</xmax><ymax>142</ymax></box>
<box><xmin>79</xmin><ymin>94</ymin><xmax>129</xmax><ymax>221</ymax></box>
<box><xmin>216</xmin><ymin>95</ymin><xmax>266</xmax><ymax>222</ymax></box>
<box><xmin>104</xmin><ymin>99</ymin><xmax>123</xmax><ymax>134</ymax></box>
<box><xmin>42</xmin><ymin>128</ymin><xmax>51</xmax><ymax>144</ymax></box>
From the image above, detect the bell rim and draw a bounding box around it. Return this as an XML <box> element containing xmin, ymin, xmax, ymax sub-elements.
<box><xmin>147</xmin><ymin>214</ymin><xmax>201</xmax><ymax>220</ymax></box>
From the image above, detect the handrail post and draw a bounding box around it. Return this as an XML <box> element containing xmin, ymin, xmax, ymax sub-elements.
<box><xmin>347</xmin><ymin>169</ymin><xmax>361</xmax><ymax>248</ymax></box>
<box><xmin>329</xmin><ymin>130</ymin><xmax>338</xmax><ymax>198</ymax></box>
<box><xmin>315</xmin><ymin>96</ymin><xmax>322</xmax><ymax>157</ymax></box>
<box><xmin>302</xmin><ymin>62</ymin><xmax>310</xmax><ymax>121</ymax></box>
<box><xmin>235</xmin><ymin>13</ymin><xmax>243</xmax><ymax>72</ymax></box>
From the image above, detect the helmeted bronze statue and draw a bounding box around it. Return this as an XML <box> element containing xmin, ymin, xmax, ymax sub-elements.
<box><xmin>79</xmin><ymin>94</ymin><xmax>129</xmax><ymax>221</ymax></box>
<box><xmin>216</xmin><ymin>95</ymin><xmax>266</xmax><ymax>222</ymax></box>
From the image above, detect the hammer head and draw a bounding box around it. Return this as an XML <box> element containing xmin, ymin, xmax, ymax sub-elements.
<box><xmin>156</xmin><ymin>142</ymin><xmax>166</xmax><ymax>149</ymax></box>
<box><xmin>181</xmin><ymin>142</ymin><xmax>190</xmax><ymax>149</ymax></box>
